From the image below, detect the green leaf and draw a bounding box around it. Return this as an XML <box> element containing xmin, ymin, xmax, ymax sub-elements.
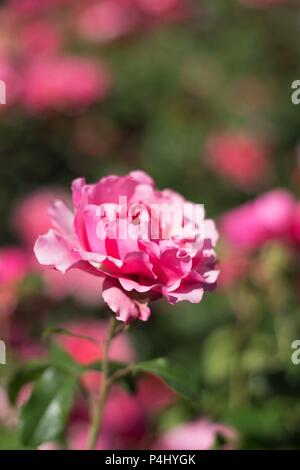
<box><xmin>49</xmin><ymin>343</ymin><xmax>84</xmax><ymax>375</ymax></box>
<box><xmin>133</xmin><ymin>358</ymin><xmax>198</xmax><ymax>401</ymax></box>
<box><xmin>8</xmin><ymin>361</ymin><xmax>49</xmax><ymax>405</ymax></box>
<box><xmin>20</xmin><ymin>367</ymin><xmax>77</xmax><ymax>447</ymax></box>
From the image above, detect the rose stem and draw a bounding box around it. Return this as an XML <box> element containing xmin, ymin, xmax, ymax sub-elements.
<box><xmin>87</xmin><ymin>315</ymin><xmax>118</xmax><ymax>450</ymax></box>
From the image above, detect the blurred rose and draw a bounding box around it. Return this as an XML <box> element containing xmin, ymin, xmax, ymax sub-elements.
<box><xmin>218</xmin><ymin>245</ymin><xmax>251</xmax><ymax>289</ymax></box>
<box><xmin>154</xmin><ymin>418</ymin><xmax>237</xmax><ymax>450</ymax></box>
<box><xmin>12</xmin><ymin>188</ymin><xmax>69</xmax><ymax>248</ymax></box>
<box><xmin>137</xmin><ymin>374</ymin><xmax>175</xmax><ymax>412</ymax></box>
<box><xmin>205</xmin><ymin>132</ymin><xmax>271</xmax><ymax>191</ymax></box>
<box><xmin>0</xmin><ymin>248</ymin><xmax>29</xmax><ymax>317</ymax></box>
<box><xmin>22</xmin><ymin>56</ymin><xmax>111</xmax><ymax>113</ymax></box>
<box><xmin>76</xmin><ymin>0</ymin><xmax>139</xmax><ymax>42</ymax></box>
<box><xmin>19</xmin><ymin>21</ymin><xmax>62</xmax><ymax>57</ymax></box>
<box><xmin>137</xmin><ymin>0</ymin><xmax>187</xmax><ymax>18</ymax></box>
<box><xmin>220</xmin><ymin>189</ymin><xmax>295</xmax><ymax>251</ymax></box>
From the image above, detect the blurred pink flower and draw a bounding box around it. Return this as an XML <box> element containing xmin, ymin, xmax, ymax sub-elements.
<box><xmin>220</xmin><ymin>189</ymin><xmax>296</xmax><ymax>251</ymax></box>
<box><xmin>19</xmin><ymin>21</ymin><xmax>62</xmax><ymax>57</ymax></box>
<box><xmin>137</xmin><ymin>374</ymin><xmax>175</xmax><ymax>412</ymax></box>
<box><xmin>22</xmin><ymin>56</ymin><xmax>111</xmax><ymax>112</ymax></box>
<box><xmin>0</xmin><ymin>248</ymin><xmax>29</xmax><ymax>317</ymax></box>
<box><xmin>76</xmin><ymin>0</ymin><xmax>140</xmax><ymax>42</ymax></box>
<box><xmin>205</xmin><ymin>132</ymin><xmax>271</xmax><ymax>191</ymax></box>
<box><xmin>34</xmin><ymin>171</ymin><xmax>219</xmax><ymax>323</ymax></box>
<box><xmin>154</xmin><ymin>418</ymin><xmax>237</xmax><ymax>450</ymax></box>
<box><xmin>12</xmin><ymin>188</ymin><xmax>69</xmax><ymax>248</ymax></box>
<box><xmin>218</xmin><ymin>245</ymin><xmax>250</xmax><ymax>289</ymax></box>
<box><xmin>136</xmin><ymin>0</ymin><xmax>186</xmax><ymax>17</ymax></box>
<box><xmin>290</xmin><ymin>202</ymin><xmax>300</xmax><ymax>246</ymax></box>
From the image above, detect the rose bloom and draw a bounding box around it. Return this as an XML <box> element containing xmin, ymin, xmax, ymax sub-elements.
<box><xmin>154</xmin><ymin>418</ymin><xmax>238</xmax><ymax>450</ymax></box>
<box><xmin>220</xmin><ymin>189</ymin><xmax>295</xmax><ymax>251</ymax></box>
<box><xmin>35</xmin><ymin>171</ymin><xmax>219</xmax><ymax>323</ymax></box>
<box><xmin>205</xmin><ymin>132</ymin><xmax>270</xmax><ymax>191</ymax></box>
<box><xmin>22</xmin><ymin>56</ymin><xmax>111</xmax><ymax>113</ymax></box>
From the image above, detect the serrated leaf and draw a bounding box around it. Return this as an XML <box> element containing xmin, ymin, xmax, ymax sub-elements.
<box><xmin>20</xmin><ymin>367</ymin><xmax>77</xmax><ymax>447</ymax></box>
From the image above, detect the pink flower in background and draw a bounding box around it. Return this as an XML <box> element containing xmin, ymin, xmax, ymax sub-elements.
<box><xmin>34</xmin><ymin>171</ymin><xmax>219</xmax><ymax>323</ymax></box>
<box><xmin>137</xmin><ymin>374</ymin><xmax>175</xmax><ymax>412</ymax></box>
<box><xmin>22</xmin><ymin>56</ymin><xmax>111</xmax><ymax>112</ymax></box>
<box><xmin>154</xmin><ymin>418</ymin><xmax>237</xmax><ymax>450</ymax></box>
<box><xmin>218</xmin><ymin>245</ymin><xmax>250</xmax><ymax>289</ymax></box>
<box><xmin>12</xmin><ymin>188</ymin><xmax>69</xmax><ymax>248</ymax></box>
<box><xmin>220</xmin><ymin>189</ymin><xmax>295</xmax><ymax>251</ymax></box>
<box><xmin>136</xmin><ymin>0</ymin><xmax>188</xmax><ymax>19</ymax></box>
<box><xmin>76</xmin><ymin>0</ymin><xmax>140</xmax><ymax>42</ymax></box>
<box><xmin>205</xmin><ymin>132</ymin><xmax>271</xmax><ymax>191</ymax></box>
<box><xmin>19</xmin><ymin>21</ymin><xmax>62</xmax><ymax>57</ymax></box>
<box><xmin>0</xmin><ymin>248</ymin><xmax>29</xmax><ymax>317</ymax></box>
<box><xmin>290</xmin><ymin>202</ymin><xmax>300</xmax><ymax>246</ymax></box>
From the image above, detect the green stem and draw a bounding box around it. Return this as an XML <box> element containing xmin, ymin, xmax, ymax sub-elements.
<box><xmin>87</xmin><ymin>315</ymin><xmax>118</xmax><ymax>450</ymax></box>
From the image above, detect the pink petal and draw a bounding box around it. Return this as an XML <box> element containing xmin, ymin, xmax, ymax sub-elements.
<box><xmin>102</xmin><ymin>278</ymin><xmax>151</xmax><ymax>323</ymax></box>
<box><xmin>34</xmin><ymin>229</ymin><xmax>80</xmax><ymax>273</ymax></box>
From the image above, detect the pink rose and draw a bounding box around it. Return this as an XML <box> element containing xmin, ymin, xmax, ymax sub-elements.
<box><xmin>22</xmin><ymin>56</ymin><xmax>111</xmax><ymax>113</ymax></box>
<box><xmin>205</xmin><ymin>132</ymin><xmax>271</xmax><ymax>191</ymax></box>
<box><xmin>154</xmin><ymin>418</ymin><xmax>238</xmax><ymax>450</ymax></box>
<box><xmin>34</xmin><ymin>171</ymin><xmax>219</xmax><ymax>323</ymax></box>
<box><xmin>220</xmin><ymin>189</ymin><xmax>295</xmax><ymax>251</ymax></box>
